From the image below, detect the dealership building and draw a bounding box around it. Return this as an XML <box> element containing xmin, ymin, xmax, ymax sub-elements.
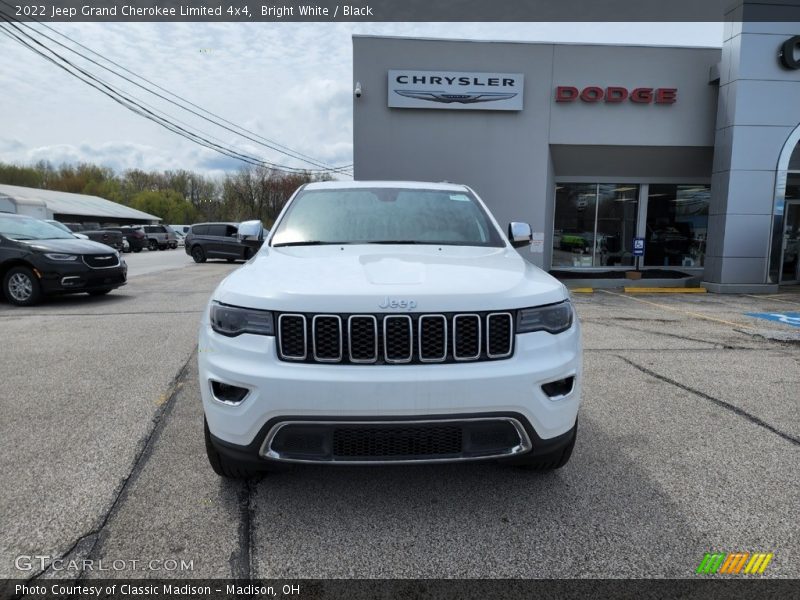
<box><xmin>352</xmin><ymin>5</ymin><xmax>800</xmax><ymax>292</ymax></box>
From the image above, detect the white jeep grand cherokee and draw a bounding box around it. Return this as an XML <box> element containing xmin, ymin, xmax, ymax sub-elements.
<box><xmin>199</xmin><ymin>181</ymin><xmax>581</xmax><ymax>478</ymax></box>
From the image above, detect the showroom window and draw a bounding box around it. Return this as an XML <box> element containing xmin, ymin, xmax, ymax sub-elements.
<box><xmin>644</xmin><ymin>184</ymin><xmax>710</xmax><ymax>267</ymax></box>
<box><xmin>552</xmin><ymin>183</ymin><xmax>639</xmax><ymax>267</ymax></box>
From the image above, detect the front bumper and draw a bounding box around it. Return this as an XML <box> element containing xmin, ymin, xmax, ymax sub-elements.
<box><xmin>36</xmin><ymin>260</ymin><xmax>127</xmax><ymax>294</ymax></box>
<box><xmin>199</xmin><ymin>316</ymin><xmax>582</xmax><ymax>460</ymax></box>
<box><xmin>208</xmin><ymin>413</ymin><xmax>577</xmax><ymax>466</ymax></box>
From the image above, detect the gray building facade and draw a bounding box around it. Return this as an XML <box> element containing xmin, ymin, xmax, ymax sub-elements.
<box><xmin>353</xmin><ymin>2</ymin><xmax>800</xmax><ymax>292</ymax></box>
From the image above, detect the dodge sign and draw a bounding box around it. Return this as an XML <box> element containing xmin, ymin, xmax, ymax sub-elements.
<box><xmin>388</xmin><ymin>70</ymin><xmax>524</xmax><ymax>111</ymax></box>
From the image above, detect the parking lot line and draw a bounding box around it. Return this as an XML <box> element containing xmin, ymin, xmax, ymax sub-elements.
<box><xmin>599</xmin><ymin>289</ymin><xmax>756</xmax><ymax>329</ymax></box>
<box><xmin>624</xmin><ymin>287</ymin><xmax>707</xmax><ymax>293</ymax></box>
<box><xmin>743</xmin><ymin>294</ymin><xmax>800</xmax><ymax>306</ymax></box>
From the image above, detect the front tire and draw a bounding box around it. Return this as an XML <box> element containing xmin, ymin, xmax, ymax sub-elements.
<box><xmin>148</xmin><ymin>239</ymin><xmax>158</xmax><ymax>251</ymax></box>
<box><xmin>191</xmin><ymin>246</ymin><xmax>207</xmax><ymax>263</ymax></box>
<box><xmin>3</xmin><ymin>266</ymin><xmax>42</xmax><ymax>306</ymax></box>
<box><xmin>205</xmin><ymin>419</ymin><xmax>261</xmax><ymax>479</ymax></box>
<box><xmin>133</xmin><ymin>247</ymin><xmax>142</xmax><ymax>253</ymax></box>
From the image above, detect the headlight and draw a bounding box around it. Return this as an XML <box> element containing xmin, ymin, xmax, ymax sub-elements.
<box><xmin>210</xmin><ymin>302</ymin><xmax>274</xmax><ymax>337</ymax></box>
<box><xmin>44</xmin><ymin>253</ymin><xmax>78</xmax><ymax>261</ymax></box>
<box><xmin>517</xmin><ymin>300</ymin><xmax>573</xmax><ymax>334</ymax></box>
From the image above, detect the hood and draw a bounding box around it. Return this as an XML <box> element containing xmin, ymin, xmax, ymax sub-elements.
<box><xmin>18</xmin><ymin>238</ymin><xmax>119</xmax><ymax>255</ymax></box>
<box><xmin>214</xmin><ymin>245</ymin><xmax>567</xmax><ymax>313</ymax></box>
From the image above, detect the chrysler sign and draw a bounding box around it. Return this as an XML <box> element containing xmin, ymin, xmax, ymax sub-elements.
<box><xmin>388</xmin><ymin>70</ymin><xmax>524</xmax><ymax>111</ymax></box>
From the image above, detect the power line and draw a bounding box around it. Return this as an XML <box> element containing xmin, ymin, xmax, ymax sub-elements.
<box><xmin>0</xmin><ymin>9</ymin><xmax>353</xmax><ymax>175</ymax></box>
<box><xmin>0</xmin><ymin>1</ymin><xmax>352</xmax><ymax>174</ymax></box>
<box><xmin>0</xmin><ymin>22</ymin><xmax>338</xmax><ymax>175</ymax></box>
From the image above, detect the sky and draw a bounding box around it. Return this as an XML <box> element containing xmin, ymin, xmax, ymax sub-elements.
<box><xmin>0</xmin><ymin>22</ymin><xmax>723</xmax><ymax>179</ymax></box>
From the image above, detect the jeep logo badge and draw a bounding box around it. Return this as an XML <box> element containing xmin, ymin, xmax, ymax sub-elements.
<box><xmin>378</xmin><ymin>297</ymin><xmax>417</xmax><ymax>310</ymax></box>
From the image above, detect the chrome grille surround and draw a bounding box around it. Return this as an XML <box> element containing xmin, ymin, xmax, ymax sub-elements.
<box><xmin>347</xmin><ymin>315</ymin><xmax>379</xmax><ymax>363</ymax></box>
<box><xmin>383</xmin><ymin>315</ymin><xmax>413</xmax><ymax>364</ymax></box>
<box><xmin>312</xmin><ymin>314</ymin><xmax>343</xmax><ymax>362</ymax></box>
<box><xmin>277</xmin><ymin>314</ymin><xmax>307</xmax><ymax>361</ymax></box>
<box><xmin>418</xmin><ymin>314</ymin><xmax>448</xmax><ymax>362</ymax></box>
<box><xmin>453</xmin><ymin>313</ymin><xmax>482</xmax><ymax>361</ymax></box>
<box><xmin>487</xmin><ymin>312</ymin><xmax>514</xmax><ymax>359</ymax></box>
<box><xmin>82</xmin><ymin>254</ymin><xmax>120</xmax><ymax>269</ymax></box>
<box><xmin>276</xmin><ymin>311</ymin><xmax>515</xmax><ymax>365</ymax></box>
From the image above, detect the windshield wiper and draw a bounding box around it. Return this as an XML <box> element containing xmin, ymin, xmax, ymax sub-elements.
<box><xmin>366</xmin><ymin>240</ymin><xmax>427</xmax><ymax>245</ymax></box>
<box><xmin>273</xmin><ymin>240</ymin><xmax>352</xmax><ymax>247</ymax></box>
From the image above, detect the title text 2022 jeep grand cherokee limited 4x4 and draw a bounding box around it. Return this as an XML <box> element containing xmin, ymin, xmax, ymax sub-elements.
<box><xmin>199</xmin><ymin>181</ymin><xmax>581</xmax><ymax>478</ymax></box>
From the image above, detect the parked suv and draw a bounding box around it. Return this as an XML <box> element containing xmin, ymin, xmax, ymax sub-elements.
<box><xmin>104</xmin><ymin>226</ymin><xmax>146</xmax><ymax>253</ymax></box>
<box><xmin>134</xmin><ymin>225</ymin><xmax>175</xmax><ymax>251</ymax></box>
<box><xmin>0</xmin><ymin>214</ymin><xmax>127</xmax><ymax>306</ymax></box>
<box><xmin>185</xmin><ymin>222</ymin><xmax>263</xmax><ymax>263</ymax></box>
<box><xmin>199</xmin><ymin>181</ymin><xmax>582</xmax><ymax>478</ymax></box>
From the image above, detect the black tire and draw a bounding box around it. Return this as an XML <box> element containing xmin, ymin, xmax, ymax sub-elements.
<box><xmin>205</xmin><ymin>419</ymin><xmax>261</xmax><ymax>479</ymax></box>
<box><xmin>510</xmin><ymin>422</ymin><xmax>577</xmax><ymax>471</ymax></box>
<box><xmin>243</xmin><ymin>249</ymin><xmax>253</xmax><ymax>261</ymax></box>
<box><xmin>191</xmin><ymin>245</ymin><xmax>207</xmax><ymax>263</ymax></box>
<box><xmin>133</xmin><ymin>247</ymin><xmax>142</xmax><ymax>253</ymax></box>
<box><xmin>3</xmin><ymin>266</ymin><xmax>42</xmax><ymax>306</ymax></box>
<box><xmin>158</xmin><ymin>245</ymin><xmax>166</xmax><ymax>251</ymax></box>
<box><xmin>148</xmin><ymin>239</ymin><xmax>158</xmax><ymax>251</ymax></box>
<box><xmin>88</xmin><ymin>288</ymin><xmax>113</xmax><ymax>297</ymax></box>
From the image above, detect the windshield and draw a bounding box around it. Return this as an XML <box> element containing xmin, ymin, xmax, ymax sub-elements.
<box><xmin>47</xmin><ymin>221</ymin><xmax>73</xmax><ymax>234</ymax></box>
<box><xmin>0</xmin><ymin>216</ymin><xmax>76</xmax><ymax>240</ymax></box>
<box><xmin>270</xmin><ymin>188</ymin><xmax>504</xmax><ymax>247</ymax></box>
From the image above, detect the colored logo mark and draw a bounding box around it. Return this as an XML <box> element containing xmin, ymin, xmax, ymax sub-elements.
<box><xmin>745</xmin><ymin>312</ymin><xmax>800</xmax><ymax>328</ymax></box>
<box><xmin>696</xmin><ymin>552</ymin><xmax>773</xmax><ymax>575</ymax></box>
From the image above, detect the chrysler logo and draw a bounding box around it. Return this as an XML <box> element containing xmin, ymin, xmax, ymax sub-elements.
<box><xmin>394</xmin><ymin>90</ymin><xmax>518</xmax><ymax>104</ymax></box>
<box><xmin>96</xmin><ymin>256</ymin><xmax>112</xmax><ymax>260</ymax></box>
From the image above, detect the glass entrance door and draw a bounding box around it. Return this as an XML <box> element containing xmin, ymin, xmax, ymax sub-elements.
<box><xmin>552</xmin><ymin>183</ymin><xmax>639</xmax><ymax>268</ymax></box>
<box><xmin>781</xmin><ymin>200</ymin><xmax>800</xmax><ymax>284</ymax></box>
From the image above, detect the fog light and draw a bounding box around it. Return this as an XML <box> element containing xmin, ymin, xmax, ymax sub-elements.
<box><xmin>210</xmin><ymin>380</ymin><xmax>249</xmax><ymax>404</ymax></box>
<box><xmin>61</xmin><ymin>276</ymin><xmax>81</xmax><ymax>287</ymax></box>
<box><xmin>542</xmin><ymin>376</ymin><xmax>574</xmax><ymax>399</ymax></box>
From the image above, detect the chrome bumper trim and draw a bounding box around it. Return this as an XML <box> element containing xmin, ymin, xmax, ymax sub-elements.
<box><xmin>259</xmin><ymin>417</ymin><xmax>532</xmax><ymax>465</ymax></box>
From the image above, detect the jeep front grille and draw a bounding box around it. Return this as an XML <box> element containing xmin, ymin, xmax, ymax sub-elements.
<box><xmin>276</xmin><ymin>311</ymin><xmax>514</xmax><ymax>365</ymax></box>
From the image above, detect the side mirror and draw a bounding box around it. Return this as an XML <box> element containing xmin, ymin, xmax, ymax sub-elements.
<box><xmin>508</xmin><ymin>222</ymin><xmax>532</xmax><ymax>248</ymax></box>
<box><xmin>237</xmin><ymin>220</ymin><xmax>264</xmax><ymax>247</ymax></box>
<box><xmin>238</xmin><ymin>220</ymin><xmax>263</xmax><ymax>239</ymax></box>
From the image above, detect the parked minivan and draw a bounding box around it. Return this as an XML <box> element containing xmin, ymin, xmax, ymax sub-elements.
<box><xmin>185</xmin><ymin>222</ymin><xmax>265</xmax><ymax>263</ymax></box>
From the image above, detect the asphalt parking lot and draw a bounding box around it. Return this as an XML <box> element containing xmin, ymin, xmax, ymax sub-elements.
<box><xmin>1</xmin><ymin>252</ymin><xmax>798</xmax><ymax>580</ymax></box>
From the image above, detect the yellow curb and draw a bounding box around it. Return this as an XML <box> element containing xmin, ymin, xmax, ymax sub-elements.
<box><xmin>624</xmin><ymin>287</ymin><xmax>707</xmax><ymax>293</ymax></box>
<box><xmin>570</xmin><ymin>288</ymin><xmax>594</xmax><ymax>293</ymax></box>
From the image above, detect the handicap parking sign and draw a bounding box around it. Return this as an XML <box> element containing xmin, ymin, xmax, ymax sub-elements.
<box><xmin>633</xmin><ymin>237</ymin><xmax>645</xmax><ymax>256</ymax></box>
<box><xmin>745</xmin><ymin>312</ymin><xmax>800</xmax><ymax>328</ymax></box>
